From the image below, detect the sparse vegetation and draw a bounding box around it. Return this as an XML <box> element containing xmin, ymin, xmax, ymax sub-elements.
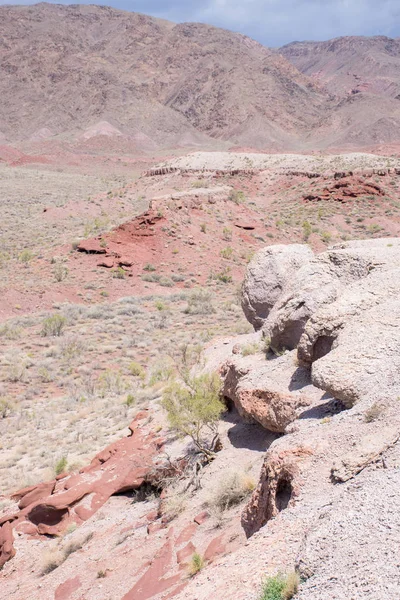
<box><xmin>55</xmin><ymin>456</ymin><xmax>68</xmax><ymax>475</ymax></box>
<box><xmin>185</xmin><ymin>288</ymin><xmax>214</xmax><ymax>315</ymax></box>
<box><xmin>41</xmin><ymin>314</ymin><xmax>66</xmax><ymax>337</ymax></box>
<box><xmin>161</xmin><ymin>372</ymin><xmax>224</xmax><ymax>458</ymax></box>
<box><xmin>207</xmin><ymin>469</ymin><xmax>255</xmax><ymax>511</ymax></box>
<box><xmin>259</xmin><ymin>572</ymin><xmax>299</xmax><ymax>600</ymax></box>
<box><xmin>188</xmin><ymin>552</ymin><xmax>205</xmax><ymax>577</ymax></box>
<box><xmin>229</xmin><ymin>189</ymin><xmax>245</xmax><ymax>204</ymax></box>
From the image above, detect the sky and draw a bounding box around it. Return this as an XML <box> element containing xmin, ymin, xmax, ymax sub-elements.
<box><xmin>1</xmin><ymin>0</ymin><xmax>400</xmax><ymax>47</ymax></box>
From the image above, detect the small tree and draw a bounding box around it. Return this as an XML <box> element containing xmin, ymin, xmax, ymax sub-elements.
<box><xmin>161</xmin><ymin>372</ymin><xmax>224</xmax><ymax>459</ymax></box>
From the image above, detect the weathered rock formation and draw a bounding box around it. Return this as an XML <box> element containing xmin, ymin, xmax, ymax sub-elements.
<box><xmin>211</xmin><ymin>237</ymin><xmax>400</xmax><ymax>541</ymax></box>
<box><xmin>221</xmin><ymin>351</ymin><xmax>324</xmax><ymax>432</ymax></box>
<box><xmin>0</xmin><ymin>411</ymin><xmax>166</xmax><ymax>569</ymax></box>
<box><xmin>241</xmin><ymin>244</ymin><xmax>313</xmax><ymax>330</ymax></box>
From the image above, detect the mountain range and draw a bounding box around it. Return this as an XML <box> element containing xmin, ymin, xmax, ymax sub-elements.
<box><xmin>1</xmin><ymin>3</ymin><xmax>400</xmax><ymax>150</ymax></box>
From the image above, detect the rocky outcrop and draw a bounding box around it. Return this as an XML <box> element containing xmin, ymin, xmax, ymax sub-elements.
<box><xmin>207</xmin><ymin>237</ymin><xmax>400</xmax><ymax>542</ymax></box>
<box><xmin>242</xmin><ymin>444</ymin><xmax>313</xmax><ymax>537</ymax></box>
<box><xmin>0</xmin><ymin>411</ymin><xmax>167</xmax><ymax>569</ymax></box>
<box><xmin>261</xmin><ymin>245</ymin><xmax>375</xmax><ymax>351</ymax></box>
<box><xmin>221</xmin><ymin>351</ymin><xmax>324</xmax><ymax>432</ymax></box>
<box><xmin>303</xmin><ymin>176</ymin><xmax>384</xmax><ymax>203</ymax></box>
<box><xmin>241</xmin><ymin>244</ymin><xmax>313</xmax><ymax>330</ymax></box>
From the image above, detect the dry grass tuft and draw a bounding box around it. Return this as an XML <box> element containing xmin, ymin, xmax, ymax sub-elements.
<box><xmin>207</xmin><ymin>469</ymin><xmax>256</xmax><ymax>511</ymax></box>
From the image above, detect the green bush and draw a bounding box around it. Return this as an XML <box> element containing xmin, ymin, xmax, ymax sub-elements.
<box><xmin>188</xmin><ymin>552</ymin><xmax>205</xmax><ymax>576</ymax></box>
<box><xmin>161</xmin><ymin>372</ymin><xmax>224</xmax><ymax>458</ymax></box>
<box><xmin>129</xmin><ymin>361</ymin><xmax>146</xmax><ymax>380</ymax></box>
<box><xmin>185</xmin><ymin>289</ymin><xmax>214</xmax><ymax>315</ymax></box>
<box><xmin>259</xmin><ymin>573</ymin><xmax>299</xmax><ymax>600</ymax></box>
<box><xmin>55</xmin><ymin>456</ymin><xmax>68</xmax><ymax>476</ymax></box>
<box><xmin>41</xmin><ymin>314</ymin><xmax>66</xmax><ymax>337</ymax></box>
<box><xmin>229</xmin><ymin>190</ymin><xmax>245</xmax><ymax>204</ymax></box>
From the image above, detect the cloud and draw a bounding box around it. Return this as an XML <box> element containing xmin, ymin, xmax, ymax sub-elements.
<box><xmin>1</xmin><ymin>0</ymin><xmax>400</xmax><ymax>46</ymax></box>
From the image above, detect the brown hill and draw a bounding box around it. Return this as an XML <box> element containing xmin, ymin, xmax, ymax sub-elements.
<box><xmin>2</xmin><ymin>5</ymin><xmax>400</xmax><ymax>150</ymax></box>
<box><xmin>0</xmin><ymin>3</ymin><xmax>325</xmax><ymax>150</ymax></box>
<box><xmin>280</xmin><ymin>36</ymin><xmax>400</xmax><ymax>98</ymax></box>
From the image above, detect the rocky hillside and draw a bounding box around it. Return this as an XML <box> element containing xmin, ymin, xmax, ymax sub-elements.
<box><xmin>2</xmin><ymin>4</ymin><xmax>400</xmax><ymax>149</ymax></box>
<box><xmin>0</xmin><ymin>3</ymin><xmax>324</xmax><ymax>149</ymax></box>
<box><xmin>280</xmin><ymin>36</ymin><xmax>400</xmax><ymax>98</ymax></box>
<box><xmin>1</xmin><ymin>237</ymin><xmax>399</xmax><ymax>599</ymax></box>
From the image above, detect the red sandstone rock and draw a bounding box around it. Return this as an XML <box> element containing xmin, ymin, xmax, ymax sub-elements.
<box><xmin>175</xmin><ymin>523</ymin><xmax>198</xmax><ymax>546</ymax></box>
<box><xmin>204</xmin><ymin>533</ymin><xmax>227</xmax><ymax>562</ymax></box>
<box><xmin>118</xmin><ymin>257</ymin><xmax>133</xmax><ymax>267</ymax></box>
<box><xmin>242</xmin><ymin>446</ymin><xmax>313</xmax><ymax>537</ymax></box>
<box><xmin>177</xmin><ymin>541</ymin><xmax>196</xmax><ymax>565</ymax></box>
<box><xmin>234</xmin><ymin>221</ymin><xmax>256</xmax><ymax>230</ymax></box>
<box><xmin>145</xmin><ymin>510</ymin><xmax>159</xmax><ymax>522</ymax></box>
<box><xmin>193</xmin><ymin>510</ymin><xmax>209</xmax><ymax>525</ymax></box>
<box><xmin>77</xmin><ymin>239</ymin><xmax>106</xmax><ymax>254</ymax></box>
<box><xmin>55</xmin><ymin>576</ymin><xmax>82</xmax><ymax>600</ymax></box>
<box><xmin>13</xmin><ymin>481</ymin><xmax>56</xmax><ymax>510</ymax></box>
<box><xmin>303</xmin><ymin>176</ymin><xmax>384</xmax><ymax>203</ymax></box>
<box><xmin>147</xmin><ymin>522</ymin><xmax>165</xmax><ymax>535</ymax></box>
<box><xmin>0</xmin><ymin>412</ymin><xmax>166</xmax><ymax>569</ymax></box>
<box><xmin>0</xmin><ymin>521</ymin><xmax>15</xmax><ymax>567</ymax></box>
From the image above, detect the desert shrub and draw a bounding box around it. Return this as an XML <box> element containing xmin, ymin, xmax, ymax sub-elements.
<box><xmin>63</xmin><ymin>532</ymin><xmax>93</xmax><ymax>559</ymax></box>
<box><xmin>59</xmin><ymin>335</ymin><xmax>85</xmax><ymax>362</ymax></box>
<box><xmin>163</xmin><ymin>488</ymin><xmax>188</xmax><ymax>521</ymax></box>
<box><xmin>98</xmin><ymin>369</ymin><xmax>126</xmax><ymax>396</ymax></box>
<box><xmin>222</xmin><ymin>227</ymin><xmax>232</xmax><ymax>241</ymax></box>
<box><xmin>159</xmin><ymin>276</ymin><xmax>173</xmax><ymax>287</ymax></box>
<box><xmin>41</xmin><ymin>314</ymin><xmax>66</xmax><ymax>337</ymax></box>
<box><xmin>129</xmin><ymin>361</ymin><xmax>146</xmax><ymax>379</ymax></box>
<box><xmin>125</xmin><ymin>393</ymin><xmax>136</xmax><ymax>407</ymax></box>
<box><xmin>302</xmin><ymin>220</ymin><xmax>312</xmax><ymax>241</ymax></box>
<box><xmin>53</xmin><ymin>263</ymin><xmax>68</xmax><ymax>282</ymax></box>
<box><xmin>6</xmin><ymin>361</ymin><xmax>28</xmax><ymax>383</ymax></box>
<box><xmin>0</xmin><ymin>323</ymin><xmax>21</xmax><ymax>340</ymax></box>
<box><xmin>192</xmin><ymin>179</ymin><xmax>207</xmax><ymax>188</ymax></box>
<box><xmin>19</xmin><ymin>249</ymin><xmax>34</xmax><ymax>263</ymax></box>
<box><xmin>161</xmin><ymin>372</ymin><xmax>224</xmax><ymax>458</ymax></box>
<box><xmin>200</xmin><ymin>222</ymin><xmax>207</xmax><ymax>233</ymax></box>
<box><xmin>112</xmin><ymin>267</ymin><xmax>125</xmax><ymax>279</ymax></box>
<box><xmin>171</xmin><ymin>274</ymin><xmax>186</xmax><ymax>282</ymax></box>
<box><xmin>142</xmin><ymin>273</ymin><xmax>161</xmax><ymax>283</ymax></box>
<box><xmin>241</xmin><ymin>342</ymin><xmax>260</xmax><ymax>356</ymax></box>
<box><xmin>208</xmin><ymin>469</ymin><xmax>255</xmax><ymax>511</ymax></box>
<box><xmin>188</xmin><ymin>552</ymin><xmax>205</xmax><ymax>577</ymax></box>
<box><xmin>220</xmin><ymin>246</ymin><xmax>234</xmax><ymax>260</ymax></box>
<box><xmin>0</xmin><ymin>397</ymin><xmax>13</xmax><ymax>418</ymax></box>
<box><xmin>149</xmin><ymin>361</ymin><xmax>175</xmax><ymax>386</ymax></box>
<box><xmin>55</xmin><ymin>456</ymin><xmax>68</xmax><ymax>476</ymax></box>
<box><xmin>41</xmin><ymin>551</ymin><xmax>63</xmax><ymax>575</ymax></box>
<box><xmin>320</xmin><ymin>231</ymin><xmax>332</xmax><ymax>243</ymax></box>
<box><xmin>259</xmin><ymin>572</ymin><xmax>299</xmax><ymax>600</ymax></box>
<box><xmin>185</xmin><ymin>288</ymin><xmax>214</xmax><ymax>315</ymax></box>
<box><xmin>143</xmin><ymin>263</ymin><xmax>156</xmax><ymax>271</ymax></box>
<box><xmin>229</xmin><ymin>190</ymin><xmax>245</xmax><ymax>204</ymax></box>
<box><xmin>215</xmin><ymin>267</ymin><xmax>232</xmax><ymax>284</ymax></box>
